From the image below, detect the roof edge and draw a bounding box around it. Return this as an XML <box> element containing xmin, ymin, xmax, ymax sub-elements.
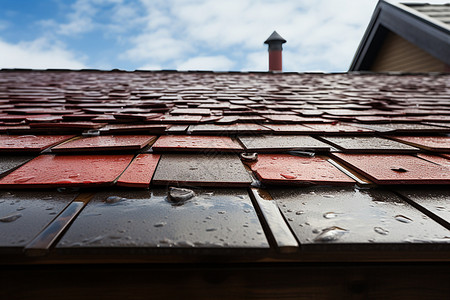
<box><xmin>1</xmin><ymin>68</ymin><xmax>449</xmax><ymax>77</ymax></box>
<box><xmin>349</xmin><ymin>0</ymin><xmax>450</xmax><ymax>71</ymax></box>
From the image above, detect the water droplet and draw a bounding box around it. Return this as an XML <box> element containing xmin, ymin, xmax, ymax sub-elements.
<box><xmin>17</xmin><ymin>135</ymin><xmax>37</xmax><ymax>139</ymax></box>
<box><xmin>436</xmin><ymin>206</ymin><xmax>445</xmax><ymax>211</ymax></box>
<box><xmin>206</xmin><ymin>228</ymin><xmax>217</xmax><ymax>232</ymax></box>
<box><xmin>323</xmin><ymin>212</ymin><xmax>339</xmax><ymax>219</ymax></box>
<box><xmin>295</xmin><ymin>210</ymin><xmax>304</xmax><ymax>215</ymax></box>
<box><xmin>0</xmin><ymin>213</ymin><xmax>22</xmax><ymax>223</ymax></box>
<box><xmin>176</xmin><ymin>241</ymin><xmax>195</xmax><ymax>247</ymax></box>
<box><xmin>312</xmin><ymin>229</ymin><xmax>320</xmax><ymax>234</ymax></box>
<box><xmin>395</xmin><ymin>215</ymin><xmax>413</xmax><ymax>223</ymax></box>
<box><xmin>323</xmin><ymin>194</ymin><xmax>335</xmax><ymax>198</ymax></box>
<box><xmin>218</xmin><ymin>211</ymin><xmax>226</xmax><ymax>214</ymax></box>
<box><xmin>13</xmin><ymin>176</ymin><xmax>35</xmax><ymax>183</ymax></box>
<box><xmin>390</xmin><ymin>166</ymin><xmax>408</xmax><ymax>172</ymax></box>
<box><xmin>374</xmin><ymin>226</ymin><xmax>389</xmax><ymax>235</ymax></box>
<box><xmin>82</xmin><ymin>235</ymin><xmax>104</xmax><ymax>245</ymax></box>
<box><xmin>243</xmin><ymin>209</ymin><xmax>251</xmax><ymax>213</ymax></box>
<box><xmin>68</xmin><ymin>174</ymin><xmax>80</xmax><ymax>178</ymax></box>
<box><xmin>280</xmin><ymin>173</ymin><xmax>297</xmax><ymax>179</ymax></box>
<box><xmin>314</xmin><ymin>226</ymin><xmax>348</xmax><ymax>242</ymax></box>
<box><xmin>168</xmin><ymin>187</ymin><xmax>195</xmax><ymax>203</ymax></box>
<box><xmin>16</xmin><ymin>207</ymin><xmax>26</xmax><ymax>211</ymax></box>
<box><xmin>105</xmin><ymin>196</ymin><xmax>126</xmax><ymax>204</ymax></box>
<box><xmin>159</xmin><ymin>238</ymin><xmax>173</xmax><ymax>244</ymax></box>
<box><xmin>154</xmin><ymin>222</ymin><xmax>166</xmax><ymax>228</ymax></box>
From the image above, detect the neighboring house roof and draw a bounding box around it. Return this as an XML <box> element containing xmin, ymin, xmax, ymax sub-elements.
<box><xmin>0</xmin><ymin>69</ymin><xmax>449</xmax><ymax>297</ymax></box>
<box><xmin>350</xmin><ymin>0</ymin><xmax>450</xmax><ymax>71</ymax></box>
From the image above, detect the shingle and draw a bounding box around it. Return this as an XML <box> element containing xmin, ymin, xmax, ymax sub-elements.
<box><xmin>331</xmin><ymin>153</ymin><xmax>450</xmax><ymax>184</ymax></box>
<box><xmin>116</xmin><ymin>154</ymin><xmax>160</xmax><ymax>188</ymax></box>
<box><xmin>51</xmin><ymin>135</ymin><xmax>156</xmax><ymax>152</ymax></box>
<box><xmin>29</xmin><ymin>121</ymin><xmax>107</xmax><ymax>130</ymax></box>
<box><xmin>170</xmin><ymin>108</ymin><xmax>211</xmax><ymax>115</ymax></box>
<box><xmin>0</xmin><ymin>135</ymin><xmax>75</xmax><ymax>153</ymax></box>
<box><xmin>152</xmin><ymin>135</ymin><xmax>243</xmax><ymax>152</ymax></box>
<box><xmin>0</xmin><ymin>154</ymin><xmax>133</xmax><ymax>188</ymax></box>
<box><xmin>0</xmin><ymin>156</ymin><xmax>35</xmax><ymax>177</ymax></box>
<box><xmin>395</xmin><ymin>188</ymin><xmax>450</xmax><ymax>228</ymax></box>
<box><xmin>262</xmin><ymin>124</ymin><xmax>315</xmax><ymax>134</ymax></box>
<box><xmin>249</xmin><ymin>154</ymin><xmax>355</xmax><ymax>185</ymax></box>
<box><xmin>389</xmin><ymin>136</ymin><xmax>450</xmax><ymax>152</ymax></box>
<box><xmin>270</xmin><ymin>186</ymin><xmax>450</xmax><ymax>247</ymax></box>
<box><xmin>319</xmin><ymin>136</ymin><xmax>420</xmax><ymax>153</ymax></box>
<box><xmin>238</xmin><ymin>135</ymin><xmax>331</xmax><ymax>152</ymax></box>
<box><xmin>188</xmin><ymin>123</ymin><xmax>271</xmax><ymax>135</ymax></box>
<box><xmin>152</xmin><ymin>154</ymin><xmax>252</xmax><ymax>187</ymax></box>
<box><xmin>0</xmin><ymin>190</ymin><xmax>77</xmax><ymax>253</ymax></box>
<box><xmin>56</xmin><ymin>188</ymin><xmax>269</xmax><ymax>251</ymax></box>
<box><xmin>99</xmin><ymin>124</ymin><xmax>168</xmax><ymax>134</ymax></box>
<box><xmin>303</xmin><ymin>123</ymin><xmax>374</xmax><ymax>134</ymax></box>
<box><xmin>416</xmin><ymin>153</ymin><xmax>450</xmax><ymax>167</ymax></box>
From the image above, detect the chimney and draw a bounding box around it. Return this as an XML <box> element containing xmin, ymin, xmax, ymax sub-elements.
<box><xmin>264</xmin><ymin>31</ymin><xmax>286</xmax><ymax>72</ymax></box>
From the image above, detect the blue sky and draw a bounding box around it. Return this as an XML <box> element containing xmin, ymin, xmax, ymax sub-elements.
<box><xmin>0</xmin><ymin>0</ymin><xmax>447</xmax><ymax>72</ymax></box>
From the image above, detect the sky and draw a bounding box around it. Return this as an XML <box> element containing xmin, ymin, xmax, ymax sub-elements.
<box><xmin>0</xmin><ymin>0</ymin><xmax>447</xmax><ymax>72</ymax></box>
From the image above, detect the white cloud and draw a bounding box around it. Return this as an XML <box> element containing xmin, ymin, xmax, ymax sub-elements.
<box><xmin>125</xmin><ymin>29</ymin><xmax>191</xmax><ymax>62</ymax></box>
<box><xmin>57</xmin><ymin>0</ymin><xmax>97</xmax><ymax>35</ymax></box>
<box><xmin>177</xmin><ymin>55</ymin><xmax>234</xmax><ymax>71</ymax></box>
<box><xmin>0</xmin><ymin>38</ymin><xmax>86</xmax><ymax>69</ymax></box>
<box><xmin>123</xmin><ymin>0</ymin><xmax>379</xmax><ymax>71</ymax></box>
<box><xmin>242</xmin><ymin>51</ymin><xmax>266</xmax><ymax>71</ymax></box>
<box><xmin>54</xmin><ymin>0</ymin><xmax>135</xmax><ymax>35</ymax></box>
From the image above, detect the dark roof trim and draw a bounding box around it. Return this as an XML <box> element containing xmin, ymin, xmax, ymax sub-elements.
<box><xmin>349</xmin><ymin>0</ymin><xmax>450</xmax><ymax>71</ymax></box>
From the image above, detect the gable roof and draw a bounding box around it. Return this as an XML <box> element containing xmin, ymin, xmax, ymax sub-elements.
<box><xmin>350</xmin><ymin>0</ymin><xmax>450</xmax><ymax>71</ymax></box>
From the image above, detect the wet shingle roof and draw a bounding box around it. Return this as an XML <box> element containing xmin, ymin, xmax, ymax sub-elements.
<box><xmin>0</xmin><ymin>69</ymin><xmax>449</xmax><ymax>263</ymax></box>
<box><xmin>405</xmin><ymin>3</ymin><xmax>450</xmax><ymax>27</ymax></box>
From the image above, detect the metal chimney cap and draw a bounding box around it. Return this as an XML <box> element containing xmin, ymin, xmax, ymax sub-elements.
<box><xmin>264</xmin><ymin>31</ymin><xmax>286</xmax><ymax>44</ymax></box>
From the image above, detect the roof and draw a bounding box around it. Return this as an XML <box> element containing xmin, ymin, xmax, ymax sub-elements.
<box><xmin>407</xmin><ymin>2</ymin><xmax>450</xmax><ymax>28</ymax></box>
<box><xmin>350</xmin><ymin>0</ymin><xmax>450</xmax><ymax>71</ymax></box>
<box><xmin>0</xmin><ymin>69</ymin><xmax>449</xmax><ymax>296</ymax></box>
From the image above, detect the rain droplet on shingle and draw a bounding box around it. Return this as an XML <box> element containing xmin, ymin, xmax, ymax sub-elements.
<box><xmin>168</xmin><ymin>187</ymin><xmax>195</xmax><ymax>203</ymax></box>
<box><xmin>390</xmin><ymin>166</ymin><xmax>408</xmax><ymax>172</ymax></box>
<box><xmin>323</xmin><ymin>212</ymin><xmax>339</xmax><ymax>219</ymax></box>
<box><xmin>154</xmin><ymin>222</ymin><xmax>166</xmax><ymax>228</ymax></box>
<box><xmin>374</xmin><ymin>227</ymin><xmax>389</xmax><ymax>235</ymax></box>
<box><xmin>105</xmin><ymin>196</ymin><xmax>126</xmax><ymax>204</ymax></box>
<box><xmin>395</xmin><ymin>215</ymin><xmax>413</xmax><ymax>223</ymax></box>
<box><xmin>314</xmin><ymin>226</ymin><xmax>348</xmax><ymax>242</ymax></box>
<box><xmin>0</xmin><ymin>213</ymin><xmax>22</xmax><ymax>223</ymax></box>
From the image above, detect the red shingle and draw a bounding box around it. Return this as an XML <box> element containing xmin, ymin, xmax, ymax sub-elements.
<box><xmin>249</xmin><ymin>154</ymin><xmax>355</xmax><ymax>185</ymax></box>
<box><xmin>0</xmin><ymin>154</ymin><xmax>133</xmax><ymax>188</ymax></box>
